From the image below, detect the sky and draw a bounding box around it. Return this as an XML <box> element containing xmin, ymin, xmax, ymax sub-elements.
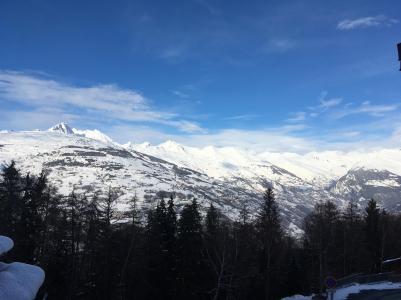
<box><xmin>0</xmin><ymin>0</ymin><xmax>400</xmax><ymax>153</ymax></box>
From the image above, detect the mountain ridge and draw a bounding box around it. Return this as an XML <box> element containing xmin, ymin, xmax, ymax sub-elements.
<box><xmin>2</xmin><ymin>123</ymin><xmax>401</xmax><ymax>234</ymax></box>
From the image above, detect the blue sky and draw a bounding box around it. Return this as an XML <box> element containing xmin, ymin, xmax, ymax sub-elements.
<box><xmin>0</xmin><ymin>0</ymin><xmax>400</xmax><ymax>152</ymax></box>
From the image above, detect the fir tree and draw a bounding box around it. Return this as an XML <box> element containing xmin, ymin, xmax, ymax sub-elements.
<box><xmin>364</xmin><ymin>199</ymin><xmax>382</xmax><ymax>273</ymax></box>
<box><xmin>257</xmin><ymin>188</ymin><xmax>283</xmax><ymax>300</ymax></box>
<box><xmin>177</xmin><ymin>199</ymin><xmax>205</xmax><ymax>299</ymax></box>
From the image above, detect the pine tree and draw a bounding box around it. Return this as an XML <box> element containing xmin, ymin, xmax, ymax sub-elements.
<box><xmin>364</xmin><ymin>199</ymin><xmax>382</xmax><ymax>273</ymax></box>
<box><xmin>177</xmin><ymin>199</ymin><xmax>205</xmax><ymax>299</ymax></box>
<box><xmin>165</xmin><ymin>195</ymin><xmax>178</xmax><ymax>299</ymax></box>
<box><xmin>81</xmin><ymin>193</ymin><xmax>102</xmax><ymax>297</ymax></box>
<box><xmin>204</xmin><ymin>203</ymin><xmax>235</xmax><ymax>300</ymax></box>
<box><xmin>231</xmin><ymin>202</ymin><xmax>258</xmax><ymax>299</ymax></box>
<box><xmin>98</xmin><ymin>187</ymin><xmax>119</xmax><ymax>299</ymax></box>
<box><xmin>0</xmin><ymin>161</ymin><xmax>22</xmax><ymax>238</ymax></box>
<box><xmin>205</xmin><ymin>203</ymin><xmax>219</xmax><ymax>238</ymax></box>
<box><xmin>145</xmin><ymin>196</ymin><xmax>172</xmax><ymax>299</ymax></box>
<box><xmin>256</xmin><ymin>188</ymin><xmax>283</xmax><ymax>300</ymax></box>
<box><xmin>166</xmin><ymin>195</ymin><xmax>177</xmax><ymax>245</ymax></box>
<box><xmin>64</xmin><ymin>191</ymin><xmax>87</xmax><ymax>299</ymax></box>
<box><xmin>303</xmin><ymin>200</ymin><xmax>339</xmax><ymax>294</ymax></box>
<box><xmin>341</xmin><ymin>200</ymin><xmax>363</xmax><ymax>275</ymax></box>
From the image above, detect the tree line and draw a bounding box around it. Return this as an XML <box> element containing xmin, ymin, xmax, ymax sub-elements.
<box><xmin>1</xmin><ymin>161</ymin><xmax>401</xmax><ymax>300</ymax></box>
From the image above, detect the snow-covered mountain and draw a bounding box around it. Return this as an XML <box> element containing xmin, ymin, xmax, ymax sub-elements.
<box><xmin>1</xmin><ymin>123</ymin><xmax>401</xmax><ymax>234</ymax></box>
<box><xmin>49</xmin><ymin>122</ymin><xmax>114</xmax><ymax>144</ymax></box>
<box><xmin>330</xmin><ymin>168</ymin><xmax>401</xmax><ymax>212</ymax></box>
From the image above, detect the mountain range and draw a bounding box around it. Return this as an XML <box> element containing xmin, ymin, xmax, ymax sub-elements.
<box><xmin>1</xmin><ymin>122</ymin><xmax>401</xmax><ymax>234</ymax></box>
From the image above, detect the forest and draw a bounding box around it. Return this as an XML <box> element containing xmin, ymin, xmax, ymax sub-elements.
<box><xmin>1</xmin><ymin>161</ymin><xmax>401</xmax><ymax>300</ymax></box>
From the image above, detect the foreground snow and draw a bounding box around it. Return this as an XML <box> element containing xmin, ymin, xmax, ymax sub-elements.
<box><xmin>0</xmin><ymin>236</ymin><xmax>13</xmax><ymax>254</ymax></box>
<box><xmin>0</xmin><ymin>262</ymin><xmax>45</xmax><ymax>300</ymax></box>
<box><xmin>0</xmin><ymin>236</ymin><xmax>45</xmax><ymax>300</ymax></box>
<box><xmin>282</xmin><ymin>282</ymin><xmax>401</xmax><ymax>300</ymax></box>
<box><xmin>282</xmin><ymin>294</ymin><xmax>313</xmax><ymax>300</ymax></box>
<box><xmin>334</xmin><ymin>282</ymin><xmax>401</xmax><ymax>299</ymax></box>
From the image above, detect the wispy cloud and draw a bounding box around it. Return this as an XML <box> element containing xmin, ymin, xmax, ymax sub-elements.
<box><xmin>0</xmin><ymin>108</ymin><xmax>79</xmax><ymax>131</ymax></box>
<box><xmin>171</xmin><ymin>90</ymin><xmax>190</xmax><ymax>99</ymax></box>
<box><xmin>331</xmin><ymin>101</ymin><xmax>398</xmax><ymax>119</ymax></box>
<box><xmin>306</xmin><ymin>92</ymin><xmax>398</xmax><ymax>120</ymax></box>
<box><xmin>159</xmin><ymin>44</ymin><xmax>189</xmax><ymax>62</ymax></box>
<box><xmin>341</xmin><ymin>131</ymin><xmax>360</xmax><ymax>138</ymax></box>
<box><xmin>193</xmin><ymin>0</ymin><xmax>220</xmax><ymax>16</ymax></box>
<box><xmin>287</xmin><ymin>112</ymin><xmax>306</xmax><ymax>122</ymax></box>
<box><xmin>319</xmin><ymin>97</ymin><xmax>342</xmax><ymax>109</ymax></box>
<box><xmin>0</xmin><ymin>70</ymin><xmax>204</xmax><ymax>133</ymax></box>
<box><xmin>181</xmin><ymin>126</ymin><xmax>318</xmax><ymax>153</ymax></box>
<box><xmin>265</xmin><ymin>38</ymin><xmax>296</xmax><ymax>53</ymax></box>
<box><xmin>306</xmin><ymin>92</ymin><xmax>343</xmax><ymax>117</ymax></box>
<box><xmin>337</xmin><ymin>15</ymin><xmax>398</xmax><ymax>30</ymax></box>
<box><xmin>224</xmin><ymin>114</ymin><xmax>259</xmax><ymax>121</ymax></box>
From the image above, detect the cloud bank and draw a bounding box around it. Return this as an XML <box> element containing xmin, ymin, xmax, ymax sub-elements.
<box><xmin>0</xmin><ymin>71</ymin><xmax>203</xmax><ymax>133</ymax></box>
<box><xmin>0</xmin><ymin>71</ymin><xmax>400</xmax><ymax>154</ymax></box>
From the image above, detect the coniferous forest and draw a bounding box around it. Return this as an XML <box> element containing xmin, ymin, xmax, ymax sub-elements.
<box><xmin>1</xmin><ymin>161</ymin><xmax>401</xmax><ymax>300</ymax></box>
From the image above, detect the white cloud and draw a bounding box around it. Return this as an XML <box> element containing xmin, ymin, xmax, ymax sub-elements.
<box><xmin>265</xmin><ymin>38</ymin><xmax>296</xmax><ymax>53</ymax></box>
<box><xmin>337</xmin><ymin>15</ymin><xmax>398</xmax><ymax>30</ymax></box>
<box><xmin>159</xmin><ymin>44</ymin><xmax>189</xmax><ymax>62</ymax></box>
<box><xmin>193</xmin><ymin>0</ymin><xmax>220</xmax><ymax>16</ymax></box>
<box><xmin>332</xmin><ymin>101</ymin><xmax>398</xmax><ymax>119</ymax></box>
<box><xmin>2</xmin><ymin>71</ymin><xmax>401</xmax><ymax>153</ymax></box>
<box><xmin>287</xmin><ymin>112</ymin><xmax>306</xmax><ymax>122</ymax></box>
<box><xmin>319</xmin><ymin>98</ymin><xmax>342</xmax><ymax>109</ymax></box>
<box><xmin>166</xmin><ymin>120</ymin><xmax>206</xmax><ymax>133</ymax></box>
<box><xmin>177</xmin><ymin>127</ymin><xmax>319</xmax><ymax>153</ymax></box>
<box><xmin>0</xmin><ymin>70</ymin><xmax>204</xmax><ymax>133</ymax></box>
<box><xmin>224</xmin><ymin>114</ymin><xmax>258</xmax><ymax>121</ymax></box>
<box><xmin>306</xmin><ymin>92</ymin><xmax>342</xmax><ymax>117</ymax></box>
<box><xmin>340</xmin><ymin>131</ymin><xmax>360</xmax><ymax>138</ymax></box>
<box><xmin>0</xmin><ymin>108</ymin><xmax>79</xmax><ymax>131</ymax></box>
<box><xmin>171</xmin><ymin>90</ymin><xmax>190</xmax><ymax>99</ymax></box>
<box><xmin>305</xmin><ymin>92</ymin><xmax>397</xmax><ymax>120</ymax></box>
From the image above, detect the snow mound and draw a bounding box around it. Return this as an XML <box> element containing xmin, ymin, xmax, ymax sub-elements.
<box><xmin>281</xmin><ymin>294</ymin><xmax>312</xmax><ymax>300</ymax></box>
<box><xmin>0</xmin><ymin>262</ymin><xmax>45</xmax><ymax>300</ymax></box>
<box><xmin>0</xmin><ymin>236</ymin><xmax>45</xmax><ymax>300</ymax></box>
<box><xmin>333</xmin><ymin>282</ymin><xmax>401</xmax><ymax>299</ymax></box>
<box><xmin>0</xmin><ymin>236</ymin><xmax>14</xmax><ymax>255</ymax></box>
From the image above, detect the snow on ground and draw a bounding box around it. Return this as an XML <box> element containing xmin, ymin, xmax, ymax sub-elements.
<box><xmin>72</xmin><ymin>128</ymin><xmax>114</xmax><ymax>144</ymax></box>
<box><xmin>0</xmin><ymin>236</ymin><xmax>45</xmax><ymax>300</ymax></box>
<box><xmin>333</xmin><ymin>282</ymin><xmax>401</xmax><ymax>299</ymax></box>
<box><xmin>0</xmin><ymin>262</ymin><xmax>45</xmax><ymax>300</ymax></box>
<box><xmin>282</xmin><ymin>282</ymin><xmax>401</xmax><ymax>300</ymax></box>
<box><xmin>281</xmin><ymin>294</ymin><xmax>312</xmax><ymax>300</ymax></box>
<box><xmin>0</xmin><ymin>236</ymin><xmax>13</xmax><ymax>255</ymax></box>
<box><xmin>365</xmin><ymin>179</ymin><xmax>400</xmax><ymax>187</ymax></box>
<box><xmin>383</xmin><ymin>257</ymin><xmax>401</xmax><ymax>264</ymax></box>
<box><xmin>4</xmin><ymin>123</ymin><xmax>401</xmax><ymax>233</ymax></box>
<box><xmin>126</xmin><ymin>139</ymin><xmax>401</xmax><ymax>187</ymax></box>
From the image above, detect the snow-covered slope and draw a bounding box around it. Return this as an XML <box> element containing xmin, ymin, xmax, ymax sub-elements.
<box><xmin>1</xmin><ymin>123</ymin><xmax>401</xmax><ymax>234</ymax></box>
<box><xmin>125</xmin><ymin>139</ymin><xmax>401</xmax><ymax>215</ymax></box>
<box><xmin>0</xmin><ymin>130</ymin><xmax>257</xmax><ymax>217</ymax></box>
<box><xmin>330</xmin><ymin>168</ymin><xmax>401</xmax><ymax>212</ymax></box>
<box><xmin>126</xmin><ymin>141</ymin><xmax>401</xmax><ymax>187</ymax></box>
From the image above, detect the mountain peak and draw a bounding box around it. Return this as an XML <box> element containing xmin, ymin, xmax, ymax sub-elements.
<box><xmin>72</xmin><ymin>128</ymin><xmax>113</xmax><ymax>144</ymax></box>
<box><xmin>48</xmin><ymin>123</ymin><xmax>74</xmax><ymax>134</ymax></box>
<box><xmin>158</xmin><ymin>140</ymin><xmax>185</xmax><ymax>151</ymax></box>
